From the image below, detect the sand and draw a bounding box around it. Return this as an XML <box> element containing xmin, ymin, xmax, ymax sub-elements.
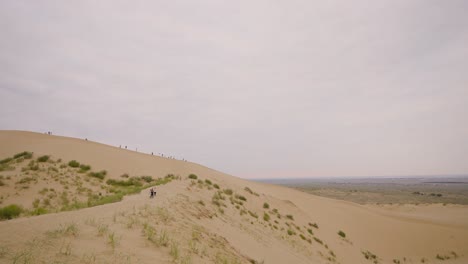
<box><xmin>0</xmin><ymin>130</ymin><xmax>467</xmax><ymax>263</ymax></box>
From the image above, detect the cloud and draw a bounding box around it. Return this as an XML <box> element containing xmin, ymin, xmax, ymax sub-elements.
<box><xmin>1</xmin><ymin>0</ymin><xmax>467</xmax><ymax>178</ymax></box>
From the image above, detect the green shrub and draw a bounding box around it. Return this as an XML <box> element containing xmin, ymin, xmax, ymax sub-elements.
<box><xmin>88</xmin><ymin>170</ymin><xmax>107</xmax><ymax>180</ymax></box>
<box><xmin>362</xmin><ymin>250</ymin><xmax>377</xmax><ymax>261</ymax></box>
<box><xmin>14</xmin><ymin>151</ymin><xmax>32</xmax><ymax>159</ymax></box>
<box><xmin>263</xmin><ymin>212</ymin><xmax>270</xmax><ymax>221</ymax></box>
<box><xmin>37</xmin><ymin>155</ymin><xmax>50</xmax><ymax>162</ymax></box>
<box><xmin>213</xmin><ymin>184</ymin><xmax>220</xmax><ymax>189</ymax></box>
<box><xmin>287</xmin><ymin>229</ymin><xmax>295</xmax><ymax>236</ymax></box>
<box><xmin>338</xmin><ymin>230</ymin><xmax>346</xmax><ymax>238</ymax></box>
<box><xmin>235</xmin><ymin>194</ymin><xmax>247</xmax><ymax>201</ymax></box>
<box><xmin>140</xmin><ymin>176</ymin><xmax>153</xmax><ymax>183</ymax></box>
<box><xmin>204</xmin><ymin>179</ymin><xmax>212</xmax><ymax>185</ymax></box>
<box><xmin>78</xmin><ymin>164</ymin><xmax>91</xmax><ymax>173</ymax></box>
<box><xmin>244</xmin><ymin>186</ymin><xmax>259</xmax><ymax>196</ymax></box>
<box><xmin>313</xmin><ymin>237</ymin><xmax>323</xmax><ymax>244</ymax></box>
<box><xmin>0</xmin><ymin>157</ymin><xmax>12</xmax><ymax>164</ymax></box>
<box><xmin>248</xmin><ymin>211</ymin><xmax>258</xmax><ymax>218</ymax></box>
<box><xmin>286</xmin><ymin>214</ymin><xmax>294</xmax><ymax>220</ymax></box>
<box><xmin>188</xmin><ymin>174</ymin><xmax>198</xmax><ymax>180</ymax></box>
<box><xmin>17</xmin><ymin>177</ymin><xmax>35</xmax><ymax>184</ymax></box>
<box><xmin>106</xmin><ymin>177</ymin><xmax>142</xmax><ymax>187</ymax></box>
<box><xmin>309</xmin><ymin>222</ymin><xmax>318</xmax><ymax>229</ymax></box>
<box><xmin>31</xmin><ymin>207</ymin><xmax>48</xmax><ymax>216</ymax></box>
<box><xmin>0</xmin><ymin>204</ymin><xmax>23</xmax><ymax>219</ymax></box>
<box><xmin>263</xmin><ymin>202</ymin><xmax>269</xmax><ymax>209</ymax></box>
<box><xmin>223</xmin><ymin>189</ymin><xmax>233</xmax><ymax>195</ymax></box>
<box><xmin>68</xmin><ymin>160</ymin><xmax>80</xmax><ymax>168</ymax></box>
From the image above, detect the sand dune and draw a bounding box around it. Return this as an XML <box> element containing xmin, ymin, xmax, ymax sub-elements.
<box><xmin>0</xmin><ymin>130</ymin><xmax>467</xmax><ymax>263</ymax></box>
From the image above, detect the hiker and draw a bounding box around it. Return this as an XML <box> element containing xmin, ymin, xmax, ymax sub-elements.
<box><xmin>150</xmin><ymin>188</ymin><xmax>156</xmax><ymax>198</ymax></box>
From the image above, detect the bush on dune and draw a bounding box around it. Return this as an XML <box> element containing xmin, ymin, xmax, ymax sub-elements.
<box><xmin>68</xmin><ymin>160</ymin><xmax>80</xmax><ymax>168</ymax></box>
<box><xmin>78</xmin><ymin>164</ymin><xmax>91</xmax><ymax>173</ymax></box>
<box><xmin>0</xmin><ymin>157</ymin><xmax>13</xmax><ymax>164</ymax></box>
<box><xmin>37</xmin><ymin>155</ymin><xmax>50</xmax><ymax>162</ymax></box>
<box><xmin>338</xmin><ymin>230</ymin><xmax>346</xmax><ymax>238</ymax></box>
<box><xmin>88</xmin><ymin>170</ymin><xmax>107</xmax><ymax>180</ymax></box>
<box><xmin>14</xmin><ymin>151</ymin><xmax>33</xmax><ymax>159</ymax></box>
<box><xmin>106</xmin><ymin>177</ymin><xmax>142</xmax><ymax>187</ymax></box>
<box><xmin>0</xmin><ymin>204</ymin><xmax>23</xmax><ymax>220</ymax></box>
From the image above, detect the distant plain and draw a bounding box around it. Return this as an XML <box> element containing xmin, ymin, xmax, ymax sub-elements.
<box><xmin>257</xmin><ymin>176</ymin><xmax>468</xmax><ymax>205</ymax></box>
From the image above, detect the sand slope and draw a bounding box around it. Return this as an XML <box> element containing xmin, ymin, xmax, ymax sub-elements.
<box><xmin>0</xmin><ymin>130</ymin><xmax>467</xmax><ymax>264</ymax></box>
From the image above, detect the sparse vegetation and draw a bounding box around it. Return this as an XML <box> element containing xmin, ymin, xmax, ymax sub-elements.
<box><xmin>106</xmin><ymin>177</ymin><xmax>142</xmax><ymax>187</ymax></box>
<box><xmin>223</xmin><ymin>189</ymin><xmax>233</xmax><ymax>195</ymax></box>
<box><xmin>97</xmin><ymin>224</ymin><xmax>109</xmax><ymax>236</ymax></box>
<box><xmin>244</xmin><ymin>186</ymin><xmax>259</xmax><ymax>196</ymax></box>
<box><xmin>31</xmin><ymin>207</ymin><xmax>48</xmax><ymax>215</ymax></box>
<box><xmin>436</xmin><ymin>252</ymin><xmax>458</xmax><ymax>260</ymax></box>
<box><xmin>248</xmin><ymin>211</ymin><xmax>258</xmax><ymax>219</ymax></box>
<box><xmin>170</xmin><ymin>241</ymin><xmax>180</xmax><ymax>260</ymax></box>
<box><xmin>313</xmin><ymin>237</ymin><xmax>323</xmax><ymax>244</ymax></box>
<box><xmin>140</xmin><ymin>175</ymin><xmax>153</xmax><ymax>183</ymax></box>
<box><xmin>158</xmin><ymin>230</ymin><xmax>169</xmax><ymax>247</ymax></box>
<box><xmin>286</xmin><ymin>214</ymin><xmax>294</xmax><ymax>220</ymax></box>
<box><xmin>142</xmin><ymin>223</ymin><xmax>156</xmax><ymax>243</ymax></box>
<box><xmin>263</xmin><ymin>212</ymin><xmax>270</xmax><ymax>221</ymax></box>
<box><xmin>205</xmin><ymin>179</ymin><xmax>212</xmax><ymax>185</ymax></box>
<box><xmin>362</xmin><ymin>250</ymin><xmax>378</xmax><ymax>263</ymax></box>
<box><xmin>263</xmin><ymin>202</ymin><xmax>269</xmax><ymax>209</ymax></box>
<box><xmin>213</xmin><ymin>184</ymin><xmax>220</xmax><ymax>189</ymax></box>
<box><xmin>107</xmin><ymin>232</ymin><xmax>119</xmax><ymax>249</ymax></box>
<box><xmin>287</xmin><ymin>229</ymin><xmax>296</xmax><ymax>236</ymax></box>
<box><xmin>47</xmin><ymin>222</ymin><xmax>79</xmax><ymax>238</ymax></box>
<box><xmin>188</xmin><ymin>174</ymin><xmax>198</xmax><ymax>180</ymax></box>
<box><xmin>17</xmin><ymin>176</ymin><xmax>35</xmax><ymax>184</ymax></box>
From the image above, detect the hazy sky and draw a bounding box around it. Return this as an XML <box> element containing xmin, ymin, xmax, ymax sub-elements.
<box><xmin>1</xmin><ymin>1</ymin><xmax>467</xmax><ymax>178</ymax></box>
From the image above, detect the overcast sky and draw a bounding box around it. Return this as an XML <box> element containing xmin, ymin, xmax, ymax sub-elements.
<box><xmin>1</xmin><ymin>1</ymin><xmax>467</xmax><ymax>178</ymax></box>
